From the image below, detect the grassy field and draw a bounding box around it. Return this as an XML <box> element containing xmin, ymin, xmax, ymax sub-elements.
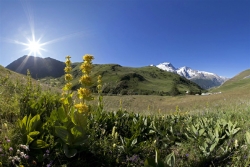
<box><xmin>0</xmin><ymin>59</ymin><xmax>250</xmax><ymax>166</ymax></box>
<box><xmin>38</xmin><ymin>63</ymin><xmax>203</xmax><ymax>96</ymax></box>
<box><xmin>98</xmin><ymin>93</ymin><xmax>249</xmax><ymax>114</ymax></box>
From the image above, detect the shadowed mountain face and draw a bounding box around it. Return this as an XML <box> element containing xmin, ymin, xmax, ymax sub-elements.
<box><xmin>5</xmin><ymin>55</ymin><xmax>65</xmax><ymax>78</ymax></box>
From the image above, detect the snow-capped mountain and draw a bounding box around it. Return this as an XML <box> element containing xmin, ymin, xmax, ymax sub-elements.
<box><xmin>156</xmin><ymin>62</ymin><xmax>229</xmax><ymax>89</ymax></box>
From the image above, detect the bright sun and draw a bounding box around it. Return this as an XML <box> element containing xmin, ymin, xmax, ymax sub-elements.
<box><xmin>24</xmin><ymin>38</ymin><xmax>44</xmax><ymax>57</ymax></box>
<box><xmin>28</xmin><ymin>41</ymin><xmax>41</xmax><ymax>53</ymax></box>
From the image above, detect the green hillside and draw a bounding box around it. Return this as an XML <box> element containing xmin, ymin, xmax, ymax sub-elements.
<box><xmin>56</xmin><ymin>63</ymin><xmax>203</xmax><ymax>95</ymax></box>
<box><xmin>211</xmin><ymin>69</ymin><xmax>250</xmax><ymax>92</ymax></box>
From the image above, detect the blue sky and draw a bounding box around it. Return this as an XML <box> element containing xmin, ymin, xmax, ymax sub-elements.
<box><xmin>0</xmin><ymin>0</ymin><xmax>249</xmax><ymax>78</ymax></box>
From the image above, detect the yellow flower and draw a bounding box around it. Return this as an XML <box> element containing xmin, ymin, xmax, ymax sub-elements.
<box><xmin>60</xmin><ymin>97</ymin><xmax>65</xmax><ymax>102</ymax></box>
<box><xmin>79</xmin><ymin>75</ymin><xmax>92</xmax><ymax>85</ymax></box>
<box><xmin>77</xmin><ymin>87</ymin><xmax>92</xmax><ymax>99</ymax></box>
<box><xmin>97</xmin><ymin>75</ymin><xmax>102</xmax><ymax>84</ymax></box>
<box><xmin>65</xmin><ymin>59</ymin><xmax>71</xmax><ymax>66</ymax></box>
<box><xmin>80</xmin><ymin>62</ymin><xmax>92</xmax><ymax>74</ymax></box>
<box><xmin>65</xmin><ymin>74</ymin><xmax>73</xmax><ymax>81</ymax></box>
<box><xmin>63</xmin><ymin>83</ymin><xmax>72</xmax><ymax>91</ymax></box>
<box><xmin>66</xmin><ymin>55</ymin><xmax>71</xmax><ymax>59</ymax></box>
<box><xmin>83</xmin><ymin>54</ymin><xmax>94</xmax><ymax>62</ymax></box>
<box><xmin>64</xmin><ymin>66</ymin><xmax>72</xmax><ymax>73</ymax></box>
<box><xmin>74</xmin><ymin>102</ymin><xmax>88</xmax><ymax>113</ymax></box>
<box><xmin>97</xmin><ymin>85</ymin><xmax>102</xmax><ymax>91</ymax></box>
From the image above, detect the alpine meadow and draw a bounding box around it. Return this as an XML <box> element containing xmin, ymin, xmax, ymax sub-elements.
<box><xmin>1</xmin><ymin>0</ymin><xmax>250</xmax><ymax>166</ymax></box>
<box><xmin>0</xmin><ymin>54</ymin><xmax>249</xmax><ymax>167</ymax></box>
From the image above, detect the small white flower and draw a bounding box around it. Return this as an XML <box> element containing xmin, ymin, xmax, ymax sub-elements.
<box><xmin>20</xmin><ymin>152</ymin><xmax>25</xmax><ymax>157</ymax></box>
<box><xmin>16</xmin><ymin>149</ymin><xmax>20</xmax><ymax>154</ymax></box>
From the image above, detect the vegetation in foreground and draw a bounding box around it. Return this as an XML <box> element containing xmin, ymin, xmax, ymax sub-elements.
<box><xmin>0</xmin><ymin>55</ymin><xmax>250</xmax><ymax>167</ymax></box>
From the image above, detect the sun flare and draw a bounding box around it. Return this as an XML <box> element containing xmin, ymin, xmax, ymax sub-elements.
<box><xmin>23</xmin><ymin>37</ymin><xmax>45</xmax><ymax>57</ymax></box>
<box><xmin>27</xmin><ymin>40</ymin><xmax>41</xmax><ymax>55</ymax></box>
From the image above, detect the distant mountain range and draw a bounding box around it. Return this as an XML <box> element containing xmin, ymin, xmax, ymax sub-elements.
<box><xmin>5</xmin><ymin>55</ymin><xmax>228</xmax><ymax>91</ymax></box>
<box><xmin>153</xmin><ymin>62</ymin><xmax>229</xmax><ymax>89</ymax></box>
<box><xmin>6</xmin><ymin>55</ymin><xmax>65</xmax><ymax>78</ymax></box>
<box><xmin>5</xmin><ymin>56</ymin><xmax>204</xmax><ymax>95</ymax></box>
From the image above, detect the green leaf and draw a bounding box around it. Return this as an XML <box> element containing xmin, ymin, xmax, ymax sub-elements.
<box><xmin>199</xmin><ymin>129</ymin><xmax>205</xmax><ymax>136</ymax></box>
<box><xmin>245</xmin><ymin>131</ymin><xmax>250</xmax><ymax>144</ymax></box>
<box><xmin>63</xmin><ymin>144</ymin><xmax>77</xmax><ymax>158</ymax></box>
<box><xmin>131</xmin><ymin>138</ymin><xmax>137</xmax><ymax>146</ymax></box>
<box><xmin>165</xmin><ymin>151</ymin><xmax>175</xmax><ymax>167</ymax></box>
<box><xmin>30</xmin><ymin>139</ymin><xmax>49</xmax><ymax>149</ymax></box>
<box><xmin>28</xmin><ymin>131</ymin><xmax>40</xmax><ymax>138</ymax></box>
<box><xmin>210</xmin><ymin>142</ymin><xmax>217</xmax><ymax>152</ymax></box>
<box><xmin>21</xmin><ymin>115</ymin><xmax>28</xmax><ymax>127</ymax></box>
<box><xmin>57</xmin><ymin>107</ymin><xmax>68</xmax><ymax>123</ymax></box>
<box><xmin>28</xmin><ymin>114</ymin><xmax>41</xmax><ymax>132</ymax></box>
<box><xmin>55</xmin><ymin>126</ymin><xmax>69</xmax><ymax>144</ymax></box>
<box><xmin>144</xmin><ymin>158</ymin><xmax>156</xmax><ymax>167</ymax></box>
<box><xmin>26</xmin><ymin>135</ymin><xmax>34</xmax><ymax>145</ymax></box>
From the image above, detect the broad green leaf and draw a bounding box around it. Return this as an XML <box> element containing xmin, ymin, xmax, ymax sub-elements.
<box><xmin>28</xmin><ymin>115</ymin><xmax>41</xmax><ymax>132</ymax></box>
<box><xmin>30</xmin><ymin>139</ymin><xmax>49</xmax><ymax>149</ymax></box>
<box><xmin>57</xmin><ymin>107</ymin><xmax>68</xmax><ymax>123</ymax></box>
<box><xmin>63</xmin><ymin>144</ymin><xmax>77</xmax><ymax>158</ymax></box>
<box><xmin>26</xmin><ymin>135</ymin><xmax>34</xmax><ymax>145</ymax></box>
<box><xmin>21</xmin><ymin>115</ymin><xmax>28</xmax><ymax>126</ymax></box>
<box><xmin>55</xmin><ymin>126</ymin><xmax>69</xmax><ymax>144</ymax></box>
<box><xmin>28</xmin><ymin>131</ymin><xmax>40</xmax><ymax>137</ymax></box>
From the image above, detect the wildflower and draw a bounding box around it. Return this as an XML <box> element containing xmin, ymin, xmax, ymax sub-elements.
<box><xmin>77</xmin><ymin>87</ymin><xmax>92</xmax><ymax>100</ymax></box>
<box><xmin>9</xmin><ymin>147</ymin><xmax>13</xmax><ymax>151</ymax></box>
<box><xmin>83</xmin><ymin>54</ymin><xmax>94</xmax><ymax>62</ymax></box>
<box><xmin>80</xmin><ymin>62</ymin><xmax>92</xmax><ymax>74</ymax></box>
<box><xmin>64</xmin><ymin>66</ymin><xmax>72</xmax><ymax>73</ymax></box>
<box><xmin>63</xmin><ymin>83</ymin><xmax>72</xmax><ymax>91</ymax></box>
<box><xmin>0</xmin><ymin>148</ymin><xmax>2</xmax><ymax>152</ymax></box>
<box><xmin>79</xmin><ymin>75</ymin><xmax>92</xmax><ymax>85</ymax></box>
<box><xmin>4</xmin><ymin>123</ymin><xmax>8</xmax><ymax>129</ymax></box>
<box><xmin>115</xmin><ymin>132</ymin><xmax>118</xmax><ymax>140</ymax></box>
<box><xmin>74</xmin><ymin>102</ymin><xmax>88</xmax><ymax>113</ymax></box>
<box><xmin>16</xmin><ymin>149</ymin><xmax>20</xmax><ymax>154</ymax></box>
<box><xmin>111</xmin><ymin>126</ymin><xmax>116</xmax><ymax>137</ymax></box>
<box><xmin>20</xmin><ymin>144</ymin><xmax>29</xmax><ymax>151</ymax></box>
<box><xmin>65</xmin><ymin>59</ymin><xmax>71</xmax><ymax>66</ymax></box>
<box><xmin>13</xmin><ymin>156</ymin><xmax>20</xmax><ymax>162</ymax></box>
<box><xmin>234</xmin><ymin>139</ymin><xmax>238</xmax><ymax>148</ymax></box>
<box><xmin>97</xmin><ymin>75</ymin><xmax>102</xmax><ymax>93</ymax></box>
<box><xmin>65</xmin><ymin>74</ymin><xmax>73</xmax><ymax>81</ymax></box>
<box><xmin>7</xmin><ymin>139</ymin><xmax>10</xmax><ymax>143</ymax></box>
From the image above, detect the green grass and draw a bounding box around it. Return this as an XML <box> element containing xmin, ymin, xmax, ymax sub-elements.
<box><xmin>1</xmin><ymin>63</ymin><xmax>250</xmax><ymax>166</ymax></box>
<box><xmin>39</xmin><ymin>63</ymin><xmax>203</xmax><ymax>96</ymax></box>
<box><xmin>211</xmin><ymin>69</ymin><xmax>250</xmax><ymax>92</ymax></box>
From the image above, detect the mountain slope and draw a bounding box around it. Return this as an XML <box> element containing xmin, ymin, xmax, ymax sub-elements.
<box><xmin>211</xmin><ymin>69</ymin><xmax>250</xmax><ymax>92</ymax></box>
<box><xmin>60</xmin><ymin>63</ymin><xmax>203</xmax><ymax>95</ymax></box>
<box><xmin>5</xmin><ymin>55</ymin><xmax>65</xmax><ymax>78</ymax></box>
<box><xmin>5</xmin><ymin>56</ymin><xmax>203</xmax><ymax>96</ymax></box>
<box><xmin>156</xmin><ymin>62</ymin><xmax>228</xmax><ymax>89</ymax></box>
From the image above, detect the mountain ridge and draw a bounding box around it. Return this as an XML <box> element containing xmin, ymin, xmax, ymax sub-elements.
<box><xmin>155</xmin><ymin>62</ymin><xmax>229</xmax><ymax>89</ymax></box>
<box><xmin>5</xmin><ymin>56</ymin><xmax>204</xmax><ymax>96</ymax></box>
<box><xmin>5</xmin><ymin>55</ymin><xmax>65</xmax><ymax>79</ymax></box>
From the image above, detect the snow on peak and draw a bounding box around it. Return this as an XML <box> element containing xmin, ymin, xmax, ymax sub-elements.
<box><xmin>156</xmin><ymin>62</ymin><xmax>176</xmax><ymax>72</ymax></box>
<box><xmin>155</xmin><ymin>62</ymin><xmax>228</xmax><ymax>86</ymax></box>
